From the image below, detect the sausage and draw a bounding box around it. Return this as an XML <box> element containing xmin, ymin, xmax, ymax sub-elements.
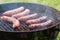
<box><xmin>26</xmin><ymin>16</ymin><xmax>47</xmax><ymax>25</ymax></box>
<box><xmin>3</xmin><ymin>6</ymin><xmax>24</xmax><ymax>16</ymax></box>
<box><xmin>12</xmin><ymin>9</ymin><xmax>30</xmax><ymax>18</ymax></box>
<box><xmin>0</xmin><ymin>16</ymin><xmax>20</xmax><ymax>29</ymax></box>
<box><xmin>18</xmin><ymin>13</ymin><xmax>39</xmax><ymax>21</ymax></box>
<box><xmin>28</xmin><ymin>20</ymin><xmax>53</xmax><ymax>30</ymax></box>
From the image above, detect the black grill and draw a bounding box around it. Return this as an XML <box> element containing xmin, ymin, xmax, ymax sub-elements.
<box><xmin>0</xmin><ymin>3</ymin><xmax>60</xmax><ymax>40</ymax></box>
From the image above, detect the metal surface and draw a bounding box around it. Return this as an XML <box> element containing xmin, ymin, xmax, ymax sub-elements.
<box><xmin>0</xmin><ymin>3</ymin><xmax>60</xmax><ymax>32</ymax></box>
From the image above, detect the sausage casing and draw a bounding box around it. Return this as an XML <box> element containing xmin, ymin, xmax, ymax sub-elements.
<box><xmin>18</xmin><ymin>13</ymin><xmax>39</xmax><ymax>21</ymax></box>
<box><xmin>3</xmin><ymin>6</ymin><xmax>24</xmax><ymax>16</ymax></box>
<box><xmin>28</xmin><ymin>20</ymin><xmax>53</xmax><ymax>30</ymax></box>
<box><xmin>12</xmin><ymin>9</ymin><xmax>30</xmax><ymax>18</ymax></box>
<box><xmin>26</xmin><ymin>16</ymin><xmax>47</xmax><ymax>25</ymax></box>
<box><xmin>0</xmin><ymin>16</ymin><xmax>20</xmax><ymax>29</ymax></box>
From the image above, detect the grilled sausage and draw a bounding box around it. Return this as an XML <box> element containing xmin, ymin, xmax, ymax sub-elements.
<box><xmin>18</xmin><ymin>13</ymin><xmax>39</xmax><ymax>21</ymax></box>
<box><xmin>12</xmin><ymin>9</ymin><xmax>30</xmax><ymax>18</ymax></box>
<box><xmin>0</xmin><ymin>16</ymin><xmax>20</xmax><ymax>29</ymax></box>
<box><xmin>3</xmin><ymin>6</ymin><xmax>24</xmax><ymax>16</ymax></box>
<box><xmin>28</xmin><ymin>20</ymin><xmax>53</xmax><ymax>30</ymax></box>
<box><xmin>26</xmin><ymin>16</ymin><xmax>47</xmax><ymax>25</ymax></box>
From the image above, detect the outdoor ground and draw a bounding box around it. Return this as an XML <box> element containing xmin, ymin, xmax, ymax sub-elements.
<box><xmin>0</xmin><ymin>0</ymin><xmax>60</xmax><ymax>40</ymax></box>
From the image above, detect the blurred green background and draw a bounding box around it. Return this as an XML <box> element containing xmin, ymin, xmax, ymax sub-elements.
<box><xmin>0</xmin><ymin>0</ymin><xmax>60</xmax><ymax>11</ymax></box>
<box><xmin>0</xmin><ymin>0</ymin><xmax>60</xmax><ymax>40</ymax></box>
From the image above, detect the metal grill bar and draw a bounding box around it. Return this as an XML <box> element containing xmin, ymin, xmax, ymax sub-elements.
<box><xmin>21</xmin><ymin>22</ymin><xmax>30</xmax><ymax>31</ymax></box>
<box><xmin>1</xmin><ymin>20</ymin><xmax>11</xmax><ymax>31</ymax></box>
<box><xmin>0</xmin><ymin>26</ymin><xmax>5</xmax><ymax>31</ymax></box>
<box><xmin>6</xmin><ymin>22</ymin><xmax>14</xmax><ymax>31</ymax></box>
<box><xmin>0</xmin><ymin>21</ymin><xmax>8</xmax><ymax>31</ymax></box>
<box><xmin>3</xmin><ymin>21</ymin><xmax>14</xmax><ymax>31</ymax></box>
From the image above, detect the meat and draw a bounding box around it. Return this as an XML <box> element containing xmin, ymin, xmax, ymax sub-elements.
<box><xmin>3</xmin><ymin>6</ymin><xmax>24</xmax><ymax>16</ymax></box>
<box><xmin>18</xmin><ymin>13</ymin><xmax>39</xmax><ymax>21</ymax></box>
<box><xmin>12</xmin><ymin>9</ymin><xmax>30</xmax><ymax>18</ymax></box>
<box><xmin>28</xmin><ymin>20</ymin><xmax>53</xmax><ymax>30</ymax></box>
<box><xmin>26</xmin><ymin>16</ymin><xmax>47</xmax><ymax>25</ymax></box>
<box><xmin>0</xmin><ymin>16</ymin><xmax>20</xmax><ymax>29</ymax></box>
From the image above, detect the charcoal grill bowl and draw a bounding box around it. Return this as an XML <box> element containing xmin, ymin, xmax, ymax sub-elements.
<box><xmin>0</xmin><ymin>3</ymin><xmax>60</xmax><ymax>40</ymax></box>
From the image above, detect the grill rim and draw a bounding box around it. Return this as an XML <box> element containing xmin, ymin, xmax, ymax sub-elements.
<box><xmin>0</xmin><ymin>3</ymin><xmax>60</xmax><ymax>33</ymax></box>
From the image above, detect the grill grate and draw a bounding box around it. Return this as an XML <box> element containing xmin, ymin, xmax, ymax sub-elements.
<box><xmin>0</xmin><ymin>13</ymin><xmax>30</xmax><ymax>32</ymax></box>
<box><xmin>0</xmin><ymin>12</ymin><xmax>59</xmax><ymax>32</ymax></box>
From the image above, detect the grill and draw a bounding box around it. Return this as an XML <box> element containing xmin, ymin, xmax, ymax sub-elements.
<box><xmin>0</xmin><ymin>3</ymin><xmax>60</xmax><ymax>40</ymax></box>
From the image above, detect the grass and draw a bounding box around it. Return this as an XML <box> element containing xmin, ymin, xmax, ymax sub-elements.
<box><xmin>0</xmin><ymin>0</ymin><xmax>60</xmax><ymax>40</ymax></box>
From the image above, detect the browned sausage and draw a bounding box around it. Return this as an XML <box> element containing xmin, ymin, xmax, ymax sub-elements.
<box><xmin>28</xmin><ymin>20</ymin><xmax>53</xmax><ymax>30</ymax></box>
<box><xmin>0</xmin><ymin>16</ymin><xmax>20</xmax><ymax>29</ymax></box>
<box><xmin>3</xmin><ymin>6</ymin><xmax>24</xmax><ymax>16</ymax></box>
<box><xmin>26</xmin><ymin>16</ymin><xmax>47</xmax><ymax>25</ymax></box>
<box><xmin>18</xmin><ymin>13</ymin><xmax>39</xmax><ymax>21</ymax></box>
<box><xmin>12</xmin><ymin>9</ymin><xmax>30</xmax><ymax>18</ymax></box>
